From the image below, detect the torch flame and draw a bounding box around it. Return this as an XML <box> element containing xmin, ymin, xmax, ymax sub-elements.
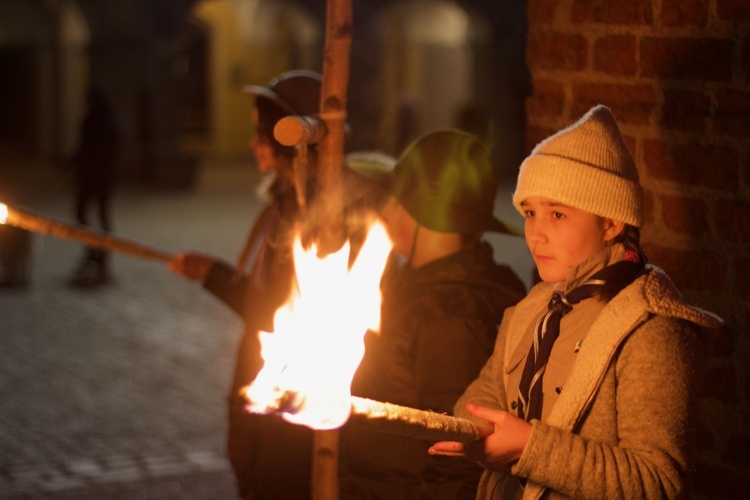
<box><xmin>243</xmin><ymin>220</ymin><xmax>392</xmax><ymax>429</ymax></box>
<box><xmin>0</xmin><ymin>203</ymin><xmax>8</xmax><ymax>224</ymax></box>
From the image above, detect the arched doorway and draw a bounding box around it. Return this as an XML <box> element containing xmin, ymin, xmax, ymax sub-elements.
<box><xmin>186</xmin><ymin>0</ymin><xmax>322</xmax><ymax>158</ymax></box>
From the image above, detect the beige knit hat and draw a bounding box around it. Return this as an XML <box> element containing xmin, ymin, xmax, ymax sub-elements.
<box><xmin>512</xmin><ymin>105</ymin><xmax>643</xmax><ymax>227</ymax></box>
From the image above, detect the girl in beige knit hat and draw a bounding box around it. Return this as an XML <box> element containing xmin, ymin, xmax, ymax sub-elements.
<box><xmin>429</xmin><ymin>105</ymin><xmax>723</xmax><ymax>499</ymax></box>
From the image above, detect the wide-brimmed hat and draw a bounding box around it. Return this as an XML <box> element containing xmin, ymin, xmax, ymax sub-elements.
<box><xmin>242</xmin><ymin>69</ymin><xmax>322</xmax><ymax>116</ymax></box>
<box><xmin>388</xmin><ymin>129</ymin><xmax>521</xmax><ymax>235</ymax></box>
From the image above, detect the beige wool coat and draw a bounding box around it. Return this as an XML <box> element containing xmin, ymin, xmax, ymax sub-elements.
<box><xmin>455</xmin><ymin>254</ymin><xmax>722</xmax><ymax>500</ymax></box>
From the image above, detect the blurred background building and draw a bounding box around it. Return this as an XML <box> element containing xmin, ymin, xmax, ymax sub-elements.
<box><xmin>0</xmin><ymin>0</ymin><xmax>529</xmax><ymax>187</ymax></box>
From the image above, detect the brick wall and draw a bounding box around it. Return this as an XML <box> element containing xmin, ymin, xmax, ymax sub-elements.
<box><xmin>524</xmin><ymin>0</ymin><xmax>749</xmax><ymax>495</ymax></box>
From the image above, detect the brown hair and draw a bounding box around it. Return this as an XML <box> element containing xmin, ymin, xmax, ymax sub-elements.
<box><xmin>593</xmin><ymin>224</ymin><xmax>648</xmax><ymax>302</ymax></box>
<box><xmin>612</xmin><ymin>224</ymin><xmax>648</xmax><ymax>264</ymax></box>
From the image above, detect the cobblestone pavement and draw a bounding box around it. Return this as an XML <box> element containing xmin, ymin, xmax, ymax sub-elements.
<box><xmin>1</xmin><ymin>161</ymin><xmax>261</xmax><ymax>499</ymax></box>
<box><xmin>0</xmin><ymin>159</ymin><xmax>533</xmax><ymax>500</ymax></box>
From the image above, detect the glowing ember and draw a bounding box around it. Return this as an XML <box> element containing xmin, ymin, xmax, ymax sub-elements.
<box><xmin>243</xmin><ymin>220</ymin><xmax>392</xmax><ymax>430</ymax></box>
<box><xmin>0</xmin><ymin>203</ymin><xmax>8</xmax><ymax>223</ymax></box>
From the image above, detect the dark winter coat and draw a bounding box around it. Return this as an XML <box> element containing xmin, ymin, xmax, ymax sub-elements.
<box><xmin>339</xmin><ymin>240</ymin><xmax>526</xmax><ymax>500</ymax></box>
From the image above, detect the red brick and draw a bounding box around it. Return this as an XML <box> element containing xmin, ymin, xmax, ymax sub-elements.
<box><xmin>594</xmin><ymin>35</ymin><xmax>637</xmax><ymax>75</ymax></box>
<box><xmin>662</xmin><ymin>0</ymin><xmax>709</xmax><ymax>27</ymax></box>
<box><xmin>526</xmin><ymin>80</ymin><xmax>565</xmax><ymax>118</ymax></box>
<box><xmin>722</xmin><ymin>432</ymin><xmax>750</xmax><ymax>466</ymax></box>
<box><xmin>643</xmin><ymin>188</ymin><xmax>656</xmax><ymax>226</ymax></box>
<box><xmin>714</xmin><ymin>199</ymin><xmax>750</xmax><ymax>243</ymax></box>
<box><xmin>527</xmin><ymin>32</ymin><xmax>588</xmax><ymax>72</ymax></box>
<box><xmin>709</xmin><ymin>323</ymin><xmax>733</xmax><ymax>357</ymax></box>
<box><xmin>739</xmin><ymin>257</ymin><xmax>750</xmax><ymax>302</ymax></box>
<box><xmin>644</xmin><ymin>244</ymin><xmax>727</xmax><ymax>294</ymax></box>
<box><xmin>527</xmin><ymin>0</ymin><xmax>560</xmax><ymax>25</ymax></box>
<box><xmin>693</xmin><ymin>463</ymin><xmax>748</xmax><ymax>498</ymax></box>
<box><xmin>622</xmin><ymin>134</ymin><xmax>637</xmax><ymax>159</ymax></box>
<box><xmin>712</xmin><ymin>88</ymin><xmax>750</xmax><ymax>137</ymax></box>
<box><xmin>662</xmin><ymin>88</ymin><xmax>710</xmax><ymax>133</ymax></box>
<box><xmin>660</xmin><ymin>194</ymin><xmax>710</xmax><ymax>237</ymax></box>
<box><xmin>699</xmin><ymin>366</ymin><xmax>738</xmax><ymax>404</ymax></box>
<box><xmin>692</xmin><ymin>420</ymin><xmax>715</xmax><ymax>453</ymax></box>
<box><xmin>642</xmin><ymin>139</ymin><xmax>739</xmax><ymax>192</ymax></box>
<box><xmin>525</xmin><ymin>125</ymin><xmax>558</xmax><ymax>154</ymax></box>
<box><xmin>571</xmin><ymin>0</ymin><xmax>653</xmax><ymax>25</ymax></box>
<box><xmin>717</xmin><ymin>0</ymin><xmax>750</xmax><ymax>21</ymax></box>
<box><xmin>572</xmin><ymin>83</ymin><xmax>655</xmax><ymax>125</ymax></box>
<box><xmin>641</xmin><ymin>38</ymin><xmax>733</xmax><ymax>82</ymax></box>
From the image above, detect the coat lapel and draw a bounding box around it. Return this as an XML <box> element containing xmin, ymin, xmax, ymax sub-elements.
<box><xmin>545</xmin><ymin>273</ymin><xmax>650</xmax><ymax>430</ymax></box>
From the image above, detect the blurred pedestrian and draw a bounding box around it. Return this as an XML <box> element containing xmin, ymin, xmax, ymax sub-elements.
<box><xmin>0</xmin><ymin>157</ymin><xmax>35</xmax><ymax>288</ymax></box>
<box><xmin>70</xmin><ymin>87</ymin><xmax>119</xmax><ymax>287</ymax></box>
<box><xmin>339</xmin><ymin>129</ymin><xmax>527</xmax><ymax>499</ymax></box>
<box><xmin>0</xmin><ymin>224</ymin><xmax>32</xmax><ymax>288</ymax></box>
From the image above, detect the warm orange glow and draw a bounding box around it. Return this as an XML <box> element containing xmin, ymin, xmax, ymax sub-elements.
<box><xmin>243</xmin><ymin>220</ymin><xmax>392</xmax><ymax>430</ymax></box>
<box><xmin>0</xmin><ymin>203</ymin><xmax>8</xmax><ymax>224</ymax></box>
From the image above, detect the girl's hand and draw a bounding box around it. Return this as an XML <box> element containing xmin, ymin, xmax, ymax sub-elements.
<box><xmin>428</xmin><ymin>403</ymin><xmax>532</xmax><ymax>472</ymax></box>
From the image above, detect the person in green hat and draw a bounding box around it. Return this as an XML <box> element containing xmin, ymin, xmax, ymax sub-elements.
<box><xmin>339</xmin><ymin>129</ymin><xmax>527</xmax><ymax>499</ymax></box>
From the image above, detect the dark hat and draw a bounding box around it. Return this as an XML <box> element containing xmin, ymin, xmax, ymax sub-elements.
<box><xmin>243</xmin><ymin>69</ymin><xmax>322</xmax><ymax>116</ymax></box>
<box><xmin>391</xmin><ymin>129</ymin><xmax>521</xmax><ymax>236</ymax></box>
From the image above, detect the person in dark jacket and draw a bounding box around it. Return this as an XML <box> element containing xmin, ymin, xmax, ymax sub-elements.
<box><xmin>169</xmin><ymin>70</ymin><xmax>391</xmax><ymax>499</ymax></box>
<box><xmin>339</xmin><ymin>129</ymin><xmax>527</xmax><ymax>499</ymax></box>
<box><xmin>70</xmin><ymin>87</ymin><xmax>119</xmax><ymax>287</ymax></box>
<box><xmin>170</xmin><ymin>70</ymin><xmax>322</xmax><ymax>499</ymax></box>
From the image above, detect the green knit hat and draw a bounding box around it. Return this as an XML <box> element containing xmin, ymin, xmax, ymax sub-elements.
<box><xmin>393</xmin><ymin>129</ymin><xmax>521</xmax><ymax>235</ymax></box>
<box><xmin>513</xmin><ymin>105</ymin><xmax>643</xmax><ymax>227</ymax></box>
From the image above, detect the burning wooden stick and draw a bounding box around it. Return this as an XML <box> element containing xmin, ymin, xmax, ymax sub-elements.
<box><xmin>348</xmin><ymin>396</ymin><xmax>484</xmax><ymax>444</ymax></box>
<box><xmin>0</xmin><ymin>202</ymin><xmax>174</xmax><ymax>263</ymax></box>
<box><xmin>245</xmin><ymin>388</ymin><xmax>484</xmax><ymax>444</ymax></box>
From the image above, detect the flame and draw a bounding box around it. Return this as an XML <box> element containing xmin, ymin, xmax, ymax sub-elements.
<box><xmin>0</xmin><ymin>203</ymin><xmax>8</xmax><ymax>224</ymax></box>
<box><xmin>242</xmin><ymin>220</ymin><xmax>392</xmax><ymax>430</ymax></box>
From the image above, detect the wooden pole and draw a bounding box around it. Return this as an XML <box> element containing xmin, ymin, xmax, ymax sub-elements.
<box><xmin>314</xmin><ymin>0</ymin><xmax>352</xmax><ymax>258</ymax></box>
<box><xmin>311</xmin><ymin>1</ymin><xmax>353</xmax><ymax>499</ymax></box>
<box><xmin>348</xmin><ymin>397</ymin><xmax>484</xmax><ymax>444</ymax></box>
<box><xmin>0</xmin><ymin>203</ymin><xmax>174</xmax><ymax>263</ymax></box>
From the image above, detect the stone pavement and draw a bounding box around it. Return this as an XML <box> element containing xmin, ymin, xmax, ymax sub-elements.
<box><xmin>0</xmin><ymin>159</ymin><xmax>534</xmax><ymax>500</ymax></box>
<box><xmin>0</xmin><ymin>160</ymin><xmax>260</xmax><ymax>499</ymax></box>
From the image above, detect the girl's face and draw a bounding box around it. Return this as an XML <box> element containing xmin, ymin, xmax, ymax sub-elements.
<box><xmin>521</xmin><ymin>196</ymin><xmax>624</xmax><ymax>282</ymax></box>
<box><xmin>380</xmin><ymin>197</ymin><xmax>417</xmax><ymax>258</ymax></box>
